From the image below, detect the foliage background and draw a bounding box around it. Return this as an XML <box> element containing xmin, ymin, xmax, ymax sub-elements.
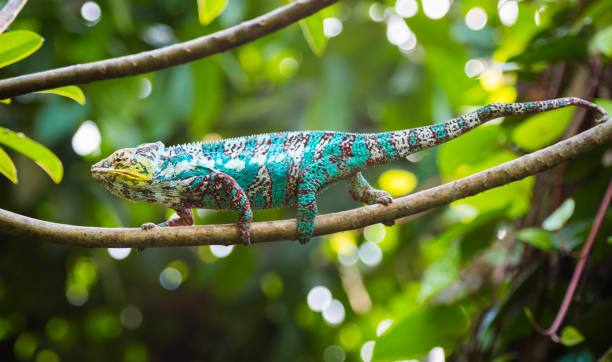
<box><xmin>0</xmin><ymin>0</ymin><xmax>611</xmax><ymax>361</ymax></box>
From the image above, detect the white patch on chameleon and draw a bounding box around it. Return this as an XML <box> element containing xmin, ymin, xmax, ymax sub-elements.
<box><xmin>274</xmin><ymin>153</ymin><xmax>286</xmax><ymax>162</ymax></box>
<box><xmin>250</xmin><ymin>153</ymin><xmax>266</xmax><ymax>166</ymax></box>
<box><xmin>225</xmin><ymin>158</ymin><xmax>246</xmax><ymax>171</ymax></box>
<box><xmin>201</xmin><ymin>158</ymin><xmax>215</xmax><ymax>169</ymax></box>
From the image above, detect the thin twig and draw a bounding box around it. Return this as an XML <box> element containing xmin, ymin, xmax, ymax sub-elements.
<box><xmin>529</xmin><ymin>177</ymin><xmax>612</xmax><ymax>342</ymax></box>
<box><xmin>0</xmin><ymin>0</ymin><xmax>27</xmax><ymax>34</ymax></box>
<box><xmin>0</xmin><ymin>0</ymin><xmax>337</xmax><ymax>99</ymax></box>
<box><xmin>1</xmin><ymin>119</ymin><xmax>611</xmax><ymax>248</ymax></box>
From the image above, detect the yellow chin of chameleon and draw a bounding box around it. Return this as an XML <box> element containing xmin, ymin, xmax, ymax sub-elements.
<box><xmin>110</xmin><ymin>169</ymin><xmax>151</xmax><ymax>182</ymax></box>
<box><xmin>93</xmin><ymin>168</ymin><xmax>152</xmax><ymax>183</ymax></box>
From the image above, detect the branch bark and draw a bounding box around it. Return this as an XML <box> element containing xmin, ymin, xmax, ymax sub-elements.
<box><xmin>0</xmin><ymin>0</ymin><xmax>337</xmax><ymax>99</ymax></box>
<box><xmin>0</xmin><ymin>0</ymin><xmax>28</xmax><ymax>34</ymax></box>
<box><xmin>1</xmin><ymin>120</ymin><xmax>611</xmax><ymax>248</ymax></box>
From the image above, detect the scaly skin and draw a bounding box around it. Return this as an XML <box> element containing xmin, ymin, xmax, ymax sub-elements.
<box><xmin>91</xmin><ymin>97</ymin><xmax>608</xmax><ymax>244</ymax></box>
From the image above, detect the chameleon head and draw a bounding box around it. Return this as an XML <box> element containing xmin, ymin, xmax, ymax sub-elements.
<box><xmin>91</xmin><ymin>141</ymin><xmax>165</xmax><ymax>202</ymax></box>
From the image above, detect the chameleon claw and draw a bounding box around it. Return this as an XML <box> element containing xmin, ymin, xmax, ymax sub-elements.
<box><xmin>141</xmin><ymin>222</ymin><xmax>159</xmax><ymax>230</ymax></box>
<box><xmin>375</xmin><ymin>191</ymin><xmax>393</xmax><ymax>206</ymax></box>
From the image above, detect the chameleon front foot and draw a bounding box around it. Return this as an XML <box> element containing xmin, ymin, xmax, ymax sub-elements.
<box><xmin>141</xmin><ymin>222</ymin><xmax>158</xmax><ymax>230</ymax></box>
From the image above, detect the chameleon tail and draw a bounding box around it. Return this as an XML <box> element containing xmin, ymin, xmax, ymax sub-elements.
<box><xmin>371</xmin><ymin>97</ymin><xmax>608</xmax><ymax>161</ymax></box>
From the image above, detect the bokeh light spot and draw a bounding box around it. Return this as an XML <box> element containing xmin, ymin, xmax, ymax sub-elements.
<box><xmin>279</xmin><ymin>57</ymin><xmax>299</xmax><ymax>78</ymax></box>
<box><xmin>120</xmin><ymin>305</ymin><xmax>143</xmax><ymax>329</ymax></box>
<box><xmin>322</xmin><ymin>299</ymin><xmax>345</xmax><ymax>325</ymax></box>
<box><xmin>108</xmin><ymin>248</ymin><xmax>131</xmax><ymax>260</ymax></box>
<box><xmin>363</xmin><ymin>224</ymin><xmax>385</xmax><ymax>243</ymax></box>
<box><xmin>378</xmin><ymin>169</ymin><xmax>417</xmax><ymax>197</ymax></box>
<box><xmin>324</xmin><ymin>345</ymin><xmax>345</xmax><ymax>362</ymax></box>
<box><xmin>14</xmin><ymin>332</ymin><xmax>38</xmax><ymax>360</ymax></box>
<box><xmin>159</xmin><ymin>267</ymin><xmax>182</xmax><ymax>290</ymax></box>
<box><xmin>323</xmin><ymin>17</ymin><xmax>343</xmax><ymax>38</ymax></box>
<box><xmin>360</xmin><ymin>341</ymin><xmax>375</xmax><ymax>362</ymax></box>
<box><xmin>260</xmin><ymin>272</ymin><xmax>283</xmax><ymax>298</ymax></box>
<box><xmin>35</xmin><ymin>349</ymin><xmax>60</xmax><ymax>362</ymax></box>
<box><xmin>376</xmin><ymin>319</ymin><xmax>394</xmax><ymax>336</ymax></box>
<box><xmin>338</xmin><ymin>323</ymin><xmax>362</xmax><ymax>350</ymax></box>
<box><xmin>499</xmin><ymin>0</ymin><xmax>519</xmax><ymax>26</ymax></box>
<box><xmin>210</xmin><ymin>244</ymin><xmax>233</xmax><ymax>258</ymax></box>
<box><xmin>464</xmin><ymin>59</ymin><xmax>485</xmax><ymax>78</ymax></box>
<box><xmin>81</xmin><ymin>1</ymin><xmax>101</xmax><ymax>23</ymax></box>
<box><xmin>66</xmin><ymin>284</ymin><xmax>88</xmax><ymax>306</ymax></box>
<box><xmin>72</xmin><ymin>120</ymin><xmax>101</xmax><ymax>156</ymax></box>
<box><xmin>307</xmin><ymin>285</ymin><xmax>332</xmax><ymax>312</ymax></box>
<box><xmin>395</xmin><ymin>0</ymin><xmax>418</xmax><ymax>18</ymax></box>
<box><xmin>137</xmin><ymin>78</ymin><xmax>152</xmax><ymax>99</ymax></box>
<box><xmin>422</xmin><ymin>0</ymin><xmax>450</xmax><ymax>19</ymax></box>
<box><xmin>480</xmin><ymin>69</ymin><xmax>504</xmax><ymax>91</ymax></box>
<box><xmin>465</xmin><ymin>7</ymin><xmax>487</xmax><ymax>30</ymax></box>
<box><xmin>359</xmin><ymin>242</ymin><xmax>383</xmax><ymax>266</ymax></box>
<box><xmin>46</xmin><ymin>317</ymin><xmax>69</xmax><ymax>341</ymax></box>
<box><xmin>368</xmin><ymin>3</ymin><xmax>385</xmax><ymax>22</ymax></box>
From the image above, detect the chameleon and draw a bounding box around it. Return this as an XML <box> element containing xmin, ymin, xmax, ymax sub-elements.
<box><xmin>91</xmin><ymin>97</ymin><xmax>608</xmax><ymax>245</ymax></box>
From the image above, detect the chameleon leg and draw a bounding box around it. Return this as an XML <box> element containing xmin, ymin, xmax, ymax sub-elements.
<box><xmin>142</xmin><ymin>172</ymin><xmax>253</xmax><ymax>244</ymax></box>
<box><xmin>348</xmin><ymin>172</ymin><xmax>393</xmax><ymax>205</ymax></box>
<box><xmin>141</xmin><ymin>208</ymin><xmax>194</xmax><ymax>229</ymax></box>
<box><xmin>197</xmin><ymin>172</ymin><xmax>253</xmax><ymax>245</ymax></box>
<box><xmin>296</xmin><ymin>157</ymin><xmax>344</xmax><ymax>244</ymax></box>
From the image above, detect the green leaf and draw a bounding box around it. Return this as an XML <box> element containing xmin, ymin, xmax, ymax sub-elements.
<box><xmin>0</xmin><ymin>146</ymin><xmax>17</xmax><ymax>183</ymax></box>
<box><xmin>35</xmin><ymin>86</ymin><xmax>86</xmax><ymax>105</ymax></box>
<box><xmin>299</xmin><ymin>12</ymin><xmax>327</xmax><ymax>56</ymax></box>
<box><xmin>515</xmin><ymin>228</ymin><xmax>554</xmax><ymax>251</ymax></box>
<box><xmin>560</xmin><ymin>326</ymin><xmax>585</xmax><ymax>346</ymax></box>
<box><xmin>595</xmin><ymin>98</ymin><xmax>612</xmax><ymax>116</ymax></box>
<box><xmin>508</xmin><ymin>36</ymin><xmax>587</xmax><ymax>64</ymax></box>
<box><xmin>197</xmin><ymin>0</ymin><xmax>229</xmax><ymax>25</ymax></box>
<box><xmin>542</xmin><ymin>198</ymin><xmax>575</xmax><ymax>231</ymax></box>
<box><xmin>373</xmin><ymin>305</ymin><xmax>469</xmax><ymax>360</ymax></box>
<box><xmin>0</xmin><ymin>30</ymin><xmax>44</xmax><ymax>69</ymax></box>
<box><xmin>592</xmin><ymin>26</ymin><xmax>612</xmax><ymax>57</ymax></box>
<box><xmin>0</xmin><ymin>128</ymin><xmax>63</xmax><ymax>183</ymax></box>
<box><xmin>0</xmin><ymin>99</ymin><xmax>10</xmax><ymax>104</ymax></box>
<box><xmin>512</xmin><ymin>106</ymin><xmax>575</xmax><ymax>152</ymax></box>
<box><xmin>608</xmin><ymin>236</ymin><xmax>612</xmax><ymax>244</ymax></box>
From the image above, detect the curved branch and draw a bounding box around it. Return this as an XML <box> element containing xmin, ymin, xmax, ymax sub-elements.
<box><xmin>1</xmin><ymin>120</ymin><xmax>611</xmax><ymax>248</ymax></box>
<box><xmin>0</xmin><ymin>0</ymin><xmax>338</xmax><ymax>99</ymax></box>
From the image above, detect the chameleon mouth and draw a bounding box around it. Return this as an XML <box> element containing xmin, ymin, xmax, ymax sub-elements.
<box><xmin>91</xmin><ymin>167</ymin><xmax>150</xmax><ymax>182</ymax></box>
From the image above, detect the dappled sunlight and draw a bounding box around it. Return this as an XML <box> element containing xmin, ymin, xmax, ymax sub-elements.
<box><xmin>72</xmin><ymin>121</ymin><xmax>101</xmax><ymax>156</ymax></box>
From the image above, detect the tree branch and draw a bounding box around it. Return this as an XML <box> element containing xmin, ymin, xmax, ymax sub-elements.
<box><xmin>0</xmin><ymin>0</ymin><xmax>338</xmax><ymax>99</ymax></box>
<box><xmin>0</xmin><ymin>0</ymin><xmax>28</xmax><ymax>34</ymax></box>
<box><xmin>1</xmin><ymin>120</ymin><xmax>611</xmax><ymax>248</ymax></box>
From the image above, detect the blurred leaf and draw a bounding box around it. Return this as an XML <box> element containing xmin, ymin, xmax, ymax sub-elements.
<box><xmin>378</xmin><ymin>169</ymin><xmax>417</xmax><ymax>197</ymax></box>
<box><xmin>511</xmin><ymin>106</ymin><xmax>574</xmax><ymax>152</ymax></box>
<box><xmin>0</xmin><ymin>146</ymin><xmax>17</xmax><ymax>183</ymax></box>
<box><xmin>0</xmin><ymin>98</ymin><xmax>10</xmax><ymax>104</ymax></box>
<box><xmin>33</xmin><ymin>98</ymin><xmax>88</xmax><ymax>145</ymax></box>
<box><xmin>592</xmin><ymin>26</ymin><xmax>612</xmax><ymax>57</ymax></box>
<box><xmin>509</xmin><ymin>36</ymin><xmax>587</xmax><ymax>64</ymax></box>
<box><xmin>0</xmin><ymin>30</ymin><xmax>43</xmax><ymax>68</ymax></box>
<box><xmin>190</xmin><ymin>59</ymin><xmax>223</xmax><ymax>137</ymax></box>
<box><xmin>306</xmin><ymin>56</ymin><xmax>351</xmax><ymax>130</ymax></box>
<box><xmin>373</xmin><ymin>305</ymin><xmax>469</xmax><ymax>360</ymax></box>
<box><xmin>571</xmin><ymin>0</ymin><xmax>612</xmax><ymax>34</ymax></box>
<box><xmin>36</xmin><ymin>85</ymin><xmax>86</xmax><ymax>105</ymax></box>
<box><xmin>419</xmin><ymin>242</ymin><xmax>460</xmax><ymax>302</ymax></box>
<box><xmin>560</xmin><ymin>326</ymin><xmax>585</xmax><ymax>347</ymax></box>
<box><xmin>594</xmin><ymin>98</ymin><xmax>612</xmax><ymax>115</ymax></box>
<box><xmin>438</xmin><ymin>125</ymin><xmax>503</xmax><ymax>178</ymax></box>
<box><xmin>0</xmin><ymin>128</ymin><xmax>63</xmax><ymax>183</ymax></box>
<box><xmin>197</xmin><ymin>0</ymin><xmax>229</xmax><ymax>25</ymax></box>
<box><xmin>516</xmin><ymin>228</ymin><xmax>553</xmax><ymax>251</ymax></box>
<box><xmin>542</xmin><ymin>198</ymin><xmax>575</xmax><ymax>231</ymax></box>
<box><xmin>299</xmin><ymin>12</ymin><xmax>327</xmax><ymax>56</ymax></box>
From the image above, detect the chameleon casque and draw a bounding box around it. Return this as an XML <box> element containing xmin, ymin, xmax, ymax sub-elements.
<box><xmin>91</xmin><ymin>97</ymin><xmax>607</xmax><ymax>245</ymax></box>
